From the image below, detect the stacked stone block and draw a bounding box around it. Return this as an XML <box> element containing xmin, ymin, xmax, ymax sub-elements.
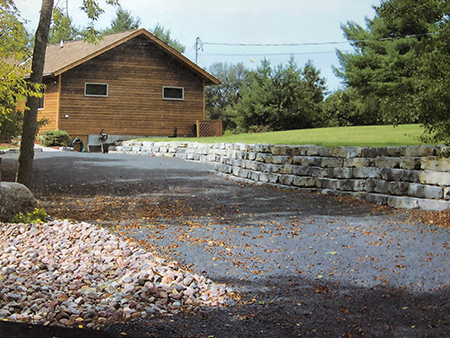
<box><xmin>110</xmin><ymin>141</ymin><xmax>450</xmax><ymax>211</ymax></box>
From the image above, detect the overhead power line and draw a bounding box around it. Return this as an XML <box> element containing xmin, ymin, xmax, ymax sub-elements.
<box><xmin>194</xmin><ymin>32</ymin><xmax>436</xmax><ymax>63</ymax></box>
<box><xmin>201</xmin><ymin>32</ymin><xmax>436</xmax><ymax>47</ymax></box>
<box><xmin>203</xmin><ymin>50</ymin><xmax>353</xmax><ymax>57</ymax></box>
<box><xmin>204</xmin><ymin>41</ymin><xmax>349</xmax><ymax>47</ymax></box>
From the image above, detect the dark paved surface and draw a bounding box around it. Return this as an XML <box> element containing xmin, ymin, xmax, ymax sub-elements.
<box><xmin>1</xmin><ymin>151</ymin><xmax>449</xmax><ymax>337</ymax></box>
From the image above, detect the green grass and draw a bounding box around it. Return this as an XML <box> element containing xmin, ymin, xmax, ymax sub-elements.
<box><xmin>140</xmin><ymin>124</ymin><xmax>431</xmax><ymax>148</ymax></box>
<box><xmin>0</xmin><ymin>144</ymin><xmax>18</xmax><ymax>150</ymax></box>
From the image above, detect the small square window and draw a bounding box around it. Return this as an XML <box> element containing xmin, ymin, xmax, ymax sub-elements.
<box><xmin>85</xmin><ymin>83</ymin><xmax>108</xmax><ymax>97</ymax></box>
<box><xmin>163</xmin><ymin>86</ymin><xmax>184</xmax><ymax>100</ymax></box>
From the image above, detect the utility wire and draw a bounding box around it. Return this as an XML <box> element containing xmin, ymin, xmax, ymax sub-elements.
<box><xmin>203</xmin><ymin>50</ymin><xmax>353</xmax><ymax>57</ymax></box>
<box><xmin>202</xmin><ymin>32</ymin><xmax>436</xmax><ymax>47</ymax></box>
<box><xmin>185</xmin><ymin>43</ymin><xmax>196</xmax><ymax>57</ymax></box>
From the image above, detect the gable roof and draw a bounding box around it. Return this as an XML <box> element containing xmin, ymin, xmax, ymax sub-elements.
<box><xmin>42</xmin><ymin>28</ymin><xmax>220</xmax><ymax>85</ymax></box>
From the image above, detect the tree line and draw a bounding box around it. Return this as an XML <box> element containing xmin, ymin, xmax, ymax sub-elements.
<box><xmin>205</xmin><ymin>58</ymin><xmax>390</xmax><ymax>134</ymax></box>
<box><xmin>206</xmin><ymin>58</ymin><xmax>327</xmax><ymax>134</ymax></box>
<box><xmin>207</xmin><ymin>0</ymin><xmax>450</xmax><ymax>145</ymax></box>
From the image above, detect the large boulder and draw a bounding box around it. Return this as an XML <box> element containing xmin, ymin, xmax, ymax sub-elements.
<box><xmin>0</xmin><ymin>182</ymin><xmax>37</xmax><ymax>222</ymax></box>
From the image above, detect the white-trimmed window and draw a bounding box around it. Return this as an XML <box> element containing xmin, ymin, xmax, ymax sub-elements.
<box><xmin>163</xmin><ymin>86</ymin><xmax>184</xmax><ymax>100</ymax></box>
<box><xmin>85</xmin><ymin>83</ymin><xmax>108</xmax><ymax>97</ymax></box>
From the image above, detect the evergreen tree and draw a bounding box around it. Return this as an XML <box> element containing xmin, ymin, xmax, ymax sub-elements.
<box><xmin>378</xmin><ymin>0</ymin><xmax>450</xmax><ymax>143</ymax></box>
<box><xmin>231</xmin><ymin>57</ymin><xmax>327</xmax><ymax>132</ymax></box>
<box><xmin>334</xmin><ymin>15</ymin><xmax>419</xmax><ymax>123</ymax></box>
<box><xmin>104</xmin><ymin>8</ymin><xmax>185</xmax><ymax>53</ymax></box>
<box><xmin>205</xmin><ymin>62</ymin><xmax>250</xmax><ymax>131</ymax></box>
<box><xmin>321</xmin><ymin>88</ymin><xmax>383</xmax><ymax>127</ymax></box>
<box><xmin>150</xmin><ymin>24</ymin><xmax>185</xmax><ymax>53</ymax></box>
<box><xmin>336</xmin><ymin>0</ymin><xmax>450</xmax><ymax>143</ymax></box>
<box><xmin>104</xmin><ymin>6</ymin><xmax>140</xmax><ymax>34</ymax></box>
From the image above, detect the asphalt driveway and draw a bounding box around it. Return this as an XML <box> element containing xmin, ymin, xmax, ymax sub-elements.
<box><xmin>1</xmin><ymin>151</ymin><xmax>449</xmax><ymax>337</ymax></box>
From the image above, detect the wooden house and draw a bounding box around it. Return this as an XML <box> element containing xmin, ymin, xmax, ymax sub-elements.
<box><xmin>35</xmin><ymin>28</ymin><xmax>219</xmax><ymax>151</ymax></box>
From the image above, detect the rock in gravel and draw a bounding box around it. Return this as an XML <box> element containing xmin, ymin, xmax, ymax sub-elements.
<box><xmin>0</xmin><ymin>220</ymin><xmax>231</xmax><ymax>329</ymax></box>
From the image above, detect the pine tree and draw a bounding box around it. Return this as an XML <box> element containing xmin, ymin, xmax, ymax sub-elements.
<box><xmin>104</xmin><ymin>6</ymin><xmax>140</xmax><ymax>34</ymax></box>
<box><xmin>336</xmin><ymin>0</ymin><xmax>450</xmax><ymax>143</ymax></box>
<box><xmin>231</xmin><ymin>57</ymin><xmax>327</xmax><ymax>132</ymax></box>
<box><xmin>150</xmin><ymin>24</ymin><xmax>185</xmax><ymax>53</ymax></box>
<box><xmin>104</xmin><ymin>8</ymin><xmax>185</xmax><ymax>53</ymax></box>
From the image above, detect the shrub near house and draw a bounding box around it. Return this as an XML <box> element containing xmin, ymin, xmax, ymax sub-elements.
<box><xmin>40</xmin><ymin>130</ymin><xmax>71</xmax><ymax>147</ymax></box>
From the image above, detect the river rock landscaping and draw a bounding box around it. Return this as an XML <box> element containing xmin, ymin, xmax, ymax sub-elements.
<box><xmin>0</xmin><ymin>219</ymin><xmax>230</xmax><ymax>330</ymax></box>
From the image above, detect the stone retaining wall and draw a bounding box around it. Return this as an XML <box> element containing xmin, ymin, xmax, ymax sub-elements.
<box><xmin>110</xmin><ymin>141</ymin><xmax>450</xmax><ymax>211</ymax></box>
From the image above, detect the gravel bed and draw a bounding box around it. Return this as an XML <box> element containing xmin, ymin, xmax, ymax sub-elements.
<box><xmin>0</xmin><ymin>220</ymin><xmax>231</xmax><ymax>329</ymax></box>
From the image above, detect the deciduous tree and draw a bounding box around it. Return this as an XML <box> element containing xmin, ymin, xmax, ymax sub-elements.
<box><xmin>48</xmin><ymin>7</ymin><xmax>80</xmax><ymax>44</ymax></box>
<box><xmin>321</xmin><ymin>88</ymin><xmax>383</xmax><ymax>127</ymax></box>
<box><xmin>205</xmin><ymin>62</ymin><xmax>250</xmax><ymax>131</ymax></box>
<box><xmin>0</xmin><ymin>0</ymin><xmax>37</xmax><ymax>117</ymax></box>
<box><xmin>16</xmin><ymin>0</ymin><xmax>119</xmax><ymax>186</ymax></box>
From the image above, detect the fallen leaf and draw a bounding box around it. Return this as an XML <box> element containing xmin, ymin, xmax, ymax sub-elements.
<box><xmin>340</xmin><ymin>306</ymin><xmax>349</xmax><ymax>314</ymax></box>
<box><xmin>313</xmin><ymin>284</ymin><xmax>329</xmax><ymax>295</ymax></box>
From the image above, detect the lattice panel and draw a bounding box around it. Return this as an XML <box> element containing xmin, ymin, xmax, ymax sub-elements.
<box><xmin>196</xmin><ymin>120</ymin><xmax>223</xmax><ymax>137</ymax></box>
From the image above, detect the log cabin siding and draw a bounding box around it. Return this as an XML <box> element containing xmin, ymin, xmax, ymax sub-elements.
<box><xmin>37</xmin><ymin>79</ymin><xmax>59</xmax><ymax>132</ymax></box>
<box><xmin>58</xmin><ymin>37</ymin><xmax>205</xmax><ymax>138</ymax></box>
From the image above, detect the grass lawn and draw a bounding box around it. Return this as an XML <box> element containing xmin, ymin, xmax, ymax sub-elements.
<box><xmin>0</xmin><ymin>143</ymin><xmax>15</xmax><ymax>150</ymax></box>
<box><xmin>140</xmin><ymin>124</ymin><xmax>432</xmax><ymax>148</ymax></box>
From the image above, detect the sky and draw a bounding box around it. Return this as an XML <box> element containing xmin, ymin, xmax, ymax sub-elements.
<box><xmin>15</xmin><ymin>0</ymin><xmax>379</xmax><ymax>92</ymax></box>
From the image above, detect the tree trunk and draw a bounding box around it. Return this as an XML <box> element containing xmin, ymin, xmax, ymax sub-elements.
<box><xmin>16</xmin><ymin>0</ymin><xmax>54</xmax><ymax>187</ymax></box>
